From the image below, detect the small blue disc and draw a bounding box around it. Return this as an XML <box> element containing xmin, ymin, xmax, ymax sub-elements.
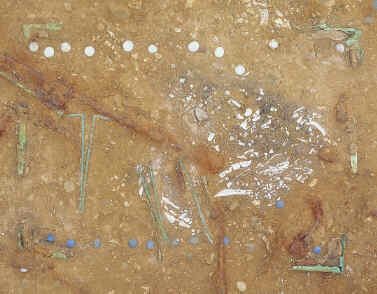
<box><xmin>275</xmin><ymin>199</ymin><xmax>285</xmax><ymax>209</ymax></box>
<box><xmin>313</xmin><ymin>246</ymin><xmax>321</xmax><ymax>254</ymax></box>
<box><xmin>146</xmin><ymin>240</ymin><xmax>155</xmax><ymax>250</ymax></box>
<box><xmin>223</xmin><ymin>236</ymin><xmax>230</xmax><ymax>246</ymax></box>
<box><xmin>46</xmin><ymin>233</ymin><xmax>55</xmax><ymax>243</ymax></box>
<box><xmin>66</xmin><ymin>239</ymin><xmax>76</xmax><ymax>248</ymax></box>
<box><xmin>128</xmin><ymin>239</ymin><xmax>138</xmax><ymax>248</ymax></box>
<box><xmin>94</xmin><ymin>239</ymin><xmax>102</xmax><ymax>248</ymax></box>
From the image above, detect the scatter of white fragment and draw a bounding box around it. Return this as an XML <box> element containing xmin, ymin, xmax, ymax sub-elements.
<box><xmin>258</xmin><ymin>160</ymin><xmax>290</xmax><ymax>176</ymax></box>
<box><xmin>84</xmin><ymin>46</ymin><xmax>95</xmax><ymax>57</ymax></box>
<box><xmin>219</xmin><ymin>160</ymin><xmax>252</xmax><ymax>178</ymax></box>
<box><xmin>252</xmin><ymin>199</ymin><xmax>260</xmax><ymax>207</ymax></box>
<box><xmin>162</xmin><ymin>196</ymin><xmax>180</xmax><ymax>210</ymax></box>
<box><xmin>259</xmin><ymin>8</ymin><xmax>269</xmax><ymax>25</ymax></box>
<box><xmin>214</xmin><ymin>145</ymin><xmax>220</xmax><ymax>152</ymax></box>
<box><xmin>236</xmin><ymin>113</ymin><xmax>244</xmax><ymax>120</ymax></box>
<box><xmin>165</xmin><ymin>212</ymin><xmax>176</xmax><ymax>224</ymax></box>
<box><xmin>233</xmin><ymin>160</ymin><xmax>252</xmax><ymax>169</ymax></box>
<box><xmin>122</xmin><ymin>40</ymin><xmax>134</xmax><ymax>52</ymax></box>
<box><xmin>274</xmin><ymin>10</ymin><xmax>291</xmax><ymax>29</ymax></box>
<box><xmin>269</xmin><ymin>39</ymin><xmax>279</xmax><ymax>49</ymax></box>
<box><xmin>240</xmin><ymin>120</ymin><xmax>249</xmax><ymax>130</ymax></box>
<box><xmin>214</xmin><ymin>46</ymin><xmax>224</xmax><ymax>58</ymax></box>
<box><xmin>219</xmin><ymin>168</ymin><xmax>232</xmax><ymax>178</ymax></box>
<box><xmin>335</xmin><ymin>43</ymin><xmax>345</xmax><ymax>53</ymax></box>
<box><xmin>194</xmin><ymin>107</ymin><xmax>209</xmax><ymax>122</ymax></box>
<box><xmin>229</xmin><ymin>99</ymin><xmax>241</xmax><ymax>108</ymax></box>
<box><xmin>44</xmin><ymin>47</ymin><xmax>54</xmax><ymax>58</ymax></box>
<box><xmin>244</xmin><ymin>108</ymin><xmax>252</xmax><ymax>117</ymax></box>
<box><xmin>148</xmin><ymin>44</ymin><xmax>158</xmax><ymax>54</ymax></box>
<box><xmin>164</xmin><ymin>209</ymin><xmax>192</xmax><ymax>229</ymax></box>
<box><xmin>236</xmin><ymin>281</ymin><xmax>247</xmax><ymax>292</ymax></box>
<box><xmin>215</xmin><ymin>189</ymin><xmax>253</xmax><ymax>197</ymax></box>
<box><xmin>20</xmin><ymin>268</ymin><xmax>28</xmax><ymax>273</ymax></box>
<box><xmin>308</xmin><ymin>121</ymin><xmax>327</xmax><ymax>136</ymax></box>
<box><xmin>187</xmin><ymin>41</ymin><xmax>200</xmax><ymax>52</ymax></box>
<box><xmin>208</xmin><ymin>132</ymin><xmax>215</xmax><ymax>142</ymax></box>
<box><xmin>138</xmin><ymin>186</ymin><xmax>143</xmax><ymax>197</ymax></box>
<box><xmin>60</xmin><ymin>42</ymin><xmax>71</xmax><ymax>53</ymax></box>
<box><xmin>292</xmin><ymin>107</ymin><xmax>305</xmax><ymax>119</ymax></box>
<box><xmin>252</xmin><ymin>110</ymin><xmax>261</xmax><ymax>122</ymax></box>
<box><xmin>261</xmin><ymin>119</ymin><xmax>272</xmax><ymax>129</ymax></box>
<box><xmin>235</xmin><ymin>64</ymin><xmax>246</xmax><ymax>76</ymax></box>
<box><xmin>28</xmin><ymin>42</ymin><xmax>39</xmax><ymax>52</ymax></box>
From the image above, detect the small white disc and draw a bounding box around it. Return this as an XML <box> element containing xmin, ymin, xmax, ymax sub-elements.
<box><xmin>335</xmin><ymin>43</ymin><xmax>345</xmax><ymax>53</ymax></box>
<box><xmin>29</xmin><ymin>42</ymin><xmax>39</xmax><ymax>52</ymax></box>
<box><xmin>148</xmin><ymin>44</ymin><xmax>158</xmax><ymax>54</ymax></box>
<box><xmin>235</xmin><ymin>64</ymin><xmax>246</xmax><ymax>76</ymax></box>
<box><xmin>44</xmin><ymin>46</ymin><xmax>55</xmax><ymax>58</ymax></box>
<box><xmin>122</xmin><ymin>40</ymin><xmax>134</xmax><ymax>52</ymax></box>
<box><xmin>268</xmin><ymin>39</ymin><xmax>279</xmax><ymax>49</ymax></box>
<box><xmin>188</xmin><ymin>41</ymin><xmax>200</xmax><ymax>52</ymax></box>
<box><xmin>84</xmin><ymin>46</ymin><xmax>95</xmax><ymax>57</ymax></box>
<box><xmin>60</xmin><ymin>42</ymin><xmax>71</xmax><ymax>53</ymax></box>
<box><xmin>214</xmin><ymin>47</ymin><xmax>224</xmax><ymax>58</ymax></box>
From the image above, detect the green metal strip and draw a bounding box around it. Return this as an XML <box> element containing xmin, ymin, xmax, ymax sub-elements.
<box><xmin>51</xmin><ymin>251</ymin><xmax>68</xmax><ymax>260</ymax></box>
<box><xmin>17</xmin><ymin>226</ymin><xmax>25</xmax><ymax>250</ymax></box>
<box><xmin>292</xmin><ymin>265</ymin><xmax>341</xmax><ymax>273</ymax></box>
<box><xmin>0</xmin><ymin>71</ymin><xmax>36</xmax><ymax>97</ymax></box>
<box><xmin>292</xmin><ymin>234</ymin><xmax>347</xmax><ymax>273</ymax></box>
<box><xmin>22</xmin><ymin>23</ymin><xmax>63</xmax><ymax>39</ymax></box>
<box><xmin>137</xmin><ymin>165</ymin><xmax>169</xmax><ymax>242</ymax></box>
<box><xmin>17</xmin><ymin>122</ymin><xmax>27</xmax><ymax>176</ymax></box>
<box><xmin>67</xmin><ymin>114</ymin><xmax>86</xmax><ymax>212</ymax></box>
<box><xmin>67</xmin><ymin>114</ymin><xmax>110</xmax><ymax>212</ymax></box>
